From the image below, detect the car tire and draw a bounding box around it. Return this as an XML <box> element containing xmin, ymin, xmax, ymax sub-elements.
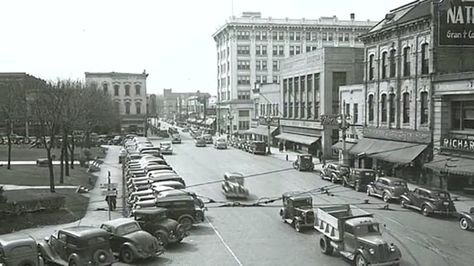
<box><xmin>294</xmin><ymin>221</ymin><xmax>302</xmax><ymax>232</ymax></box>
<box><xmin>331</xmin><ymin>176</ymin><xmax>336</xmax><ymax>183</ymax></box>
<box><xmin>178</xmin><ymin>216</ymin><xmax>194</xmax><ymax>231</ymax></box>
<box><xmin>155</xmin><ymin>231</ymin><xmax>168</xmax><ymax>247</ymax></box>
<box><xmin>383</xmin><ymin>192</ymin><xmax>390</xmax><ymax>203</ymax></box>
<box><xmin>355</xmin><ymin>254</ymin><xmax>368</xmax><ymax>266</ymax></box>
<box><xmin>120</xmin><ymin>247</ymin><xmax>135</xmax><ymax>263</ymax></box>
<box><xmin>460</xmin><ymin>217</ymin><xmax>471</xmax><ymax>230</ymax></box>
<box><xmin>319</xmin><ymin>236</ymin><xmax>333</xmax><ymax>255</ymax></box>
<box><xmin>400</xmin><ymin>199</ymin><xmax>407</xmax><ymax>208</ymax></box>
<box><xmin>421</xmin><ymin>205</ymin><xmax>431</xmax><ymax>217</ymax></box>
<box><xmin>68</xmin><ymin>258</ymin><xmax>79</xmax><ymax>266</ymax></box>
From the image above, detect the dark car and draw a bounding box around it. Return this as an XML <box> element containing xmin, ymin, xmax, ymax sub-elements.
<box><xmin>459</xmin><ymin>206</ymin><xmax>474</xmax><ymax>230</ymax></box>
<box><xmin>342</xmin><ymin>168</ymin><xmax>377</xmax><ymax>192</ymax></box>
<box><xmin>0</xmin><ymin>233</ymin><xmax>44</xmax><ymax>266</ymax></box>
<box><xmin>367</xmin><ymin>177</ymin><xmax>409</xmax><ymax>202</ymax></box>
<box><xmin>171</xmin><ymin>134</ymin><xmax>181</xmax><ymax>144</ymax></box>
<box><xmin>37</xmin><ymin>226</ymin><xmax>114</xmax><ymax>266</ymax></box>
<box><xmin>195</xmin><ymin>137</ymin><xmax>206</xmax><ymax>147</ymax></box>
<box><xmin>292</xmin><ymin>154</ymin><xmax>314</xmax><ymax>171</ymax></box>
<box><xmin>279</xmin><ymin>191</ymin><xmax>315</xmax><ymax>232</ymax></box>
<box><xmin>155</xmin><ymin>195</ymin><xmax>206</xmax><ymax>231</ymax></box>
<box><xmin>100</xmin><ymin>218</ymin><xmax>163</xmax><ymax>263</ymax></box>
<box><xmin>248</xmin><ymin>141</ymin><xmax>266</xmax><ymax>155</ymax></box>
<box><xmin>132</xmin><ymin>207</ymin><xmax>187</xmax><ymax>247</ymax></box>
<box><xmin>321</xmin><ymin>163</ymin><xmax>349</xmax><ymax>183</ymax></box>
<box><xmin>400</xmin><ymin>187</ymin><xmax>457</xmax><ymax>217</ymax></box>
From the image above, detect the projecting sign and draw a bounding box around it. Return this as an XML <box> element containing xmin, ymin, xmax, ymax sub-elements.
<box><xmin>438</xmin><ymin>0</ymin><xmax>474</xmax><ymax>46</ymax></box>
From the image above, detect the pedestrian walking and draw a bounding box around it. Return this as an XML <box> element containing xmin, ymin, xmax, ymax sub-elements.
<box><xmin>317</xmin><ymin>150</ymin><xmax>323</xmax><ymax>164</ymax></box>
<box><xmin>279</xmin><ymin>142</ymin><xmax>284</xmax><ymax>152</ymax></box>
<box><xmin>105</xmin><ymin>195</ymin><xmax>112</xmax><ymax>211</ymax></box>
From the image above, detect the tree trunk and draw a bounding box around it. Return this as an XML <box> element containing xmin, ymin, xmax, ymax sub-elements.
<box><xmin>68</xmin><ymin>134</ymin><xmax>75</xmax><ymax>170</ymax></box>
<box><xmin>46</xmin><ymin>146</ymin><xmax>56</xmax><ymax>193</ymax></box>
<box><xmin>60</xmin><ymin>143</ymin><xmax>64</xmax><ymax>184</ymax></box>
<box><xmin>7</xmin><ymin>134</ymin><xmax>12</xmax><ymax>170</ymax></box>
<box><xmin>64</xmin><ymin>131</ymin><xmax>70</xmax><ymax>176</ymax></box>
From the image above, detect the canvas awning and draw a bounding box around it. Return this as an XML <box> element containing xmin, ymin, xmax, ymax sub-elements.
<box><xmin>331</xmin><ymin>141</ymin><xmax>356</xmax><ymax>151</ymax></box>
<box><xmin>275</xmin><ymin>133</ymin><xmax>320</xmax><ymax>146</ymax></box>
<box><xmin>244</xmin><ymin>125</ymin><xmax>278</xmax><ymax>136</ymax></box>
<box><xmin>424</xmin><ymin>155</ymin><xmax>474</xmax><ymax>176</ymax></box>
<box><xmin>349</xmin><ymin>138</ymin><xmax>427</xmax><ymax>164</ymax></box>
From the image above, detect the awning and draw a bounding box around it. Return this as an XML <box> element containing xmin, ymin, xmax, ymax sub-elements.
<box><xmin>332</xmin><ymin>141</ymin><xmax>355</xmax><ymax>151</ymax></box>
<box><xmin>424</xmin><ymin>155</ymin><xmax>474</xmax><ymax>176</ymax></box>
<box><xmin>275</xmin><ymin>133</ymin><xmax>320</xmax><ymax>145</ymax></box>
<box><xmin>244</xmin><ymin>125</ymin><xmax>278</xmax><ymax>136</ymax></box>
<box><xmin>349</xmin><ymin>138</ymin><xmax>427</xmax><ymax>164</ymax></box>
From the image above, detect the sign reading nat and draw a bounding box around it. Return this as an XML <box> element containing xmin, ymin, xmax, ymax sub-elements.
<box><xmin>439</xmin><ymin>0</ymin><xmax>474</xmax><ymax>46</ymax></box>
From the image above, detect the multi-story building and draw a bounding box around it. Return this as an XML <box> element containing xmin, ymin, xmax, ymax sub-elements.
<box><xmin>85</xmin><ymin>71</ymin><xmax>148</xmax><ymax>134</ymax></box>
<box><xmin>213</xmin><ymin>12</ymin><xmax>375</xmax><ymax>134</ymax></box>
<box><xmin>278</xmin><ymin>47</ymin><xmax>364</xmax><ymax>157</ymax></box>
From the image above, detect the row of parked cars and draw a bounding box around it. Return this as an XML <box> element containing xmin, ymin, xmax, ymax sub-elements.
<box><xmin>319</xmin><ymin>162</ymin><xmax>474</xmax><ymax>230</ymax></box>
<box><xmin>229</xmin><ymin>138</ymin><xmax>267</xmax><ymax>155</ymax></box>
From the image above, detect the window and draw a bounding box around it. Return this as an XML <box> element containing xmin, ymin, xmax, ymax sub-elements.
<box><xmin>279</xmin><ymin>32</ymin><xmax>284</xmax><ymax>40</ymax></box>
<box><xmin>307</xmin><ymin>101</ymin><xmax>312</xmax><ymax>118</ymax></box>
<box><xmin>278</xmin><ymin>45</ymin><xmax>284</xmax><ymax>56</ymax></box>
<box><xmin>452</xmin><ymin>101</ymin><xmax>474</xmax><ymax>130</ymax></box>
<box><xmin>338</xmin><ymin>33</ymin><xmax>344</xmax><ymax>42</ymax></box>
<box><xmin>272</xmin><ymin>45</ymin><xmax>278</xmax><ymax>56</ymax></box>
<box><xmin>272</xmin><ymin>75</ymin><xmax>279</xmax><ymax>83</ymax></box>
<box><xmin>125</xmin><ymin>102</ymin><xmax>131</xmax><ymax>114</ymax></box>
<box><xmin>290</xmin><ymin>32</ymin><xmax>295</xmax><ymax>40</ymax></box>
<box><xmin>273</xmin><ymin>60</ymin><xmax>279</xmax><ymax>71</ymax></box>
<box><xmin>403</xmin><ymin>92</ymin><xmax>410</xmax><ymax>123</ymax></box>
<box><xmin>403</xmin><ymin>46</ymin><xmax>411</xmax><ymax>77</ymax></box>
<box><xmin>322</xmin><ymin>32</ymin><xmax>327</xmax><ymax>41</ymax></box>
<box><xmin>368</xmin><ymin>94</ymin><xmax>374</xmax><ymax>122</ymax></box>
<box><xmin>103</xmin><ymin>83</ymin><xmax>108</xmax><ymax>93</ymax></box>
<box><xmin>272</xmin><ymin>31</ymin><xmax>278</xmax><ymax>40</ymax></box>
<box><xmin>237</xmin><ymin>60</ymin><xmax>250</xmax><ymax>70</ymax></box>
<box><xmin>353</xmin><ymin>103</ymin><xmax>359</xmax><ymax>123</ymax></box>
<box><xmin>295</xmin><ymin>102</ymin><xmax>299</xmax><ymax>118</ymax></box>
<box><xmin>344</xmin><ymin>33</ymin><xmax>350</xmax><ymax>41</ymax></box>
<box><xmin>125</xmin><ymin>85</ymin><xmax>130</xmax><ymax>96</ymax></box>
<box><xmin>135</xmin><ymin>85</ymin><xmax>141</xmax><ymax>95</ymax></box>
<box><xmin>283</xmin><ymin>103</ymin><xmax>288</xmax><ymax>117</ymax></box>
<box><xmin>296</xmin><ymin>32</ymin><xmax>300</xmax><ymax>41</ymax></box>
<box><xmin>296</xmin><ymin>46</ymin><xmax>301</xmax><ymax>55</ymax></box>
<box><xmin>238</xmin><ymin>121</ymin><xmax>250</xmax><ymax>130</ymax></box>
<box><xmin>381</xmin><ymin>94</ymin><xmax>387</xmax><ymax>122</ymax></box>
<box><xmin>345</xmin><ymin>103</ymin><xmax>350</xmax><ymax>117</ymax></box>
<box><xmin>306</xmin><ymin>46</ymin><xmax>317</xmax><ymax>52</ymax></box>
<box><xmin>306</xmin><ymin>32</ymin><xmax>311</xmax><ymax>41</ymax></box>
<box><xmin>237</xmin><ymin>90</ymin><xmax>250</xmax><ymax>100</ymax></box>
<box><xmin>289</xmin><ymin>102</ymin><xmax>293</xmax><ymax>117</ymax></box>
<box><xmin>421</xmin><ymin>43</ymin><xmax>429</xmax><ymax>75</ymax></box>
<box><xmin>389</xmin><ymin>93</ymin><xmax>395</xmax><ymax>123</ymax></box>
<box><xmin>369</xmin><ymin>54</ymin><xmax>375</xmax><ymax>80</ymax></box>
<box><xmin>290</xmin><ymin>46</ymin><xmax>295</xmax><ymax>56</ymax></box>
<box><xmin>136</xmin><ymin>102</ymin><xmax>141</xmax><ymax>114</ymax></box>
<box><xmin>237</xmin><ymin>75</ymin><xmax>250</xmax><ymax>85</ymax></box>
<box><xmin>114</xmin><ymin>102</ymin><xmax>120</xmax><ymax>113</ymax></box>
<box><xmin>262</xmin><ymin>60</ymin><xmax>267</xmax><ymax>70</ymax></box>
<box><xmin>237</xmin><ymin>31</ymin><xmax>250</xmax><ymax>40</ymax></box>
<box><xmin>114</xmin><ymin>85</ymin><xmax>119</xmax><ymax>96</ymax></box>
<box><xmin>420</xmin><ymin>91</ymin><xmax>428</xmax><ymax>125</ymax></box>
<box><xmin>256</xmin><ymin>45</ymin><xmax>267</xmax><ymax>56</ymax></box>
<box><xmin>237</xmin><ymin>45</ymin><xmax>250</xmax><ymax>55</ymax></box>
<box><xmin>239</xmin><ymin>110</ymin><xmax>250</xmax><ymax>117</ymax></box>
<box><xmin>381</xmin><ymin>52</ymin><xmax>388</xmax><ymax>79</ymax></box>
<box><xmin>328</xmin><ymin>32</ymin><xmax>333</xmax><ymax>41</ymax></box>
<box><xmin>390</xmin><ymin>49</ymin><xmax>396</xmax><ymax>77</ymax></box>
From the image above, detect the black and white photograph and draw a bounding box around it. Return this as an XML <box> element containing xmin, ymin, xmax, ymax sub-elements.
<box><xmin>1</xmin><ymin>0</ymin><xmax>474</xmax><ymax>265</ymax></box>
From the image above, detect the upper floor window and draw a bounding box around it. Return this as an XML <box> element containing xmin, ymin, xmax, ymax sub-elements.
<box><xmin>403</xmin><ymin>92</ymin><xmax>410</xmax><ymax>123</ymax></box>
<box><xmin>381</xmin><ymin>94</ymin><xmax>387</xmax><ymax>122</ymax></box>
<box><xmin>102</xmin><ymin>83</ymin><xmax>108</xmax><ymax>94</ymax></box>
<box><xmin>353</xmin><ymin>104</ymin><xmax>359</xmax><ymax>123</ymax></box>
<box><xmin>389</xmin><ymin>93</ymin><xmax>395</xmax><ymax>123</ymax></box>
<box><xmin>136</xmin><ymin>102</ymin><xmax>141</xmax><ymax>114</ymax></box>
<box><xmin>420</xmin><ymin>91</ymin><xmax>428</xmax><ymax>124</ymax></box>
<box><xmin>114</xmin><ymin>102</ymin><xmax>120</xmax><ymax>113</ymax></box>
<box><xmin>381</xmin><ymin>52</ymin><xmax>388</xmax><ymax>79</ymax></box>
<box><xmin>125</xmin><ymin>85</ymin><xmax>130</xmax><ymax>96</ymax></box>
<box><xmin>237</xmin><ymin>31</ymin><xmax>250</xmax><ymax>40</ymax></box>
<box><xmin>114</xmin><ymin>85</ymin><xmax>119</xmax><ymax>96</ymax></box>
<box><xmin>369</xmin><ymin>54</ymin><xmax>375</xmax><ymax>80</ymax></box>
<box><xmin>389</xmin><ymin>49</ymin><xmax>396</xmax><ymax>78</ymax></box>
<box><xmin>368</xmin><ymin>94</ymin><xmax>374</xmax><ymax>122</ymax></box>
<box><xmin>403</xmin><ymin>46</ymin><xmax>411</xmax><ymax>77</ymax></box>
<box><xmin>452</xmin><ymin>100</ymin><xmax>474</xmax><ymax>130</ymax></box>
<box><xmin>125</xmin><ymin>102</ymin><xmax>131</xmax><ymax>114</ymax></box>
<box><xmin>135</xmin><ymin>85</ymin><xmax>141</xmax><ymax>95</ymax></box>
<box><xmin>273</xmin><ymin>60</ymin><xmax>279</xmax><ymax>71</ymax></box>
<box><xmin>421</xmin><ymin>43</ymin><xmax>429</xmax><ymax>75</ymax></box>
<box><xmin>237</xmin><ymin>45</ymin><xmax>250</xmax><ymax>55</ymax></box>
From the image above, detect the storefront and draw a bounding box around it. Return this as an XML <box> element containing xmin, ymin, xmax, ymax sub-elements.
<box><xmin>276</xmin><ymin>119</ymin><xmax>329</xmax><ymax>156</ymax></box>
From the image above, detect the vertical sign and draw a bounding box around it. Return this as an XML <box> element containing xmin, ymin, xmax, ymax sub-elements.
<box><xmin>439</xmin><ymin>0</ymin><xmax>474</xmax><ymax>46</ymax></box>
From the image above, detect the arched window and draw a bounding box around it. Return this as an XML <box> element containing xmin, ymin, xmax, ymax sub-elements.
<box><xmin>114</xmin><ymin>85</ymin><xmax>119</xmax><ymax>96</ymax></box>
<box><xmin>368</xmin><ymin>94</ymin><xmax>374</xmax><ymax>122</ymax></box>
<box><xmin>389</xmin><ymin>93</ymin><xmax>396</xmax><ymax>123</ymax></box>
<box><xmin>369</xmin><ymin>54</ymin><xmax>375</xmax><ymax>80</ymax></box>
<box><xmin>403</xmin><ymin>46</ymin><xmax>411</xmax><ymax>76</ymax></box>
<box><xmin>125</xmin><ymin>85</ymin><xmax>130</xmax><ymax>96</ymax></box>
<box><xmin>125</xmin><ymin>102</ymin><xmax>131</xmax><ymax>114</ymax></box>
<box><xmin>389</xmin><ymin>49</ymin><xmax>396</xmax><ymax>77</ymax></box>
<box><xmin>421</xmin><ymin>43</ymin><xmax>429</xmax><ymax>75</ymax></box>
<box><xmin>136</xmin><ymin>102</ymin><xmax>141</xmax><ymax>115</ymax></box>
<box><xmin>403</xmin><ymin>92</ymin><xmax>410</xmax><ymax>123</ymax></box>
<box><xmin>102</xmin><ymin>83</ymin><xmax>108</xmax><ymax>94</ymax></box>
<box><xmin>114</xmin><ymin>102</ymin><xmax>120</xmax><ymax>113</ymax></box>
<box><xmin>381</xmin><ymin>94</ymin><xmax>387</xmax><ymax>122</ymax></box>
<box><xmin>135</xmin><ymin>85</ymin><xmax>141</xmax><ymax>95</ymax></box>
<box><xmin>381</xmin><ymin>52</ymin><xmax>388</xmax><ymax>79</ymax></box>
<box><xmin>420</xmin><ymin>91</ymin><xmax>428</xmax><ymax>124</ymax></box>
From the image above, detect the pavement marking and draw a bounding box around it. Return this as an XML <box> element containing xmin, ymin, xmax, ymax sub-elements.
<box><xmin>207</xmin><ymin>219</ymin><xmax>243</xmax><ymax>266</ymax></box>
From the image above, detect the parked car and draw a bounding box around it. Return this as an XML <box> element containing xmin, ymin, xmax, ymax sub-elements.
<box><xmin>400</xmin><ymin>187</ymin><xmax>457</xmax><ymax>217</ymax></box>
<box><xmin>38</xmin><ymin>226</ymin><xmax>114</xmax><ymax>266</ymax></box>
<box><xmin>342</xmin><ymin>168</ymin><xmax>377</xmax><ymax>192</ymax></box>
<box><xmin>202</xmin><ymin>134</ymin><xmax>213</xmax><ymax>144</ymax></box>
<box><xmin>0</xmin><ymin>233</ymin><xmax>44</xmax><ymax>266</ymax></box>
<box><xmin>158</xmin><ymin>141</ymin><xmax>173</xmax><ymax>155</ymax></box>
<box><xmin>292</xmin><ymin>154</ymin><xmax>314</xmax><ymax>171</ymax></box>
<box><xmin>195</xmin><ymin>137</ymin><xmax>206</xmax><ymax>147</ymax></box>
<box><xmin>366</xmin><ymin>176</ymin><xmax>409</xmax><ymax>202</ymax></box>
<box><xmin>248</xmin><ymin>141</ymin><xmax>266</xmax><ymax>155</ymax></box>
<box><xmin>459</xmin><ymin>206</ymin><xmax>474</xmax><ymax>230</ymax></box>
<box><xmin>221</xmin><ymin>172</ymin><xmax>249</xmax><ymax>198</ymax></box>
<box><xmin>214</xmin><ymin>137</ymin><xmax>228</xmax><ymax>149</ymax></box>
<box><xmin>279</xmin><ymin>191</ymin><xmax>314</xmax><ymax>232</ymax></box>
<box><xmin>132</xmin><ymin>207</ymin><xmax>187</xmax><ymax>247</ymax></box>
<box><xmin>171</xmin><ymin>134</ymin><xmax>181</xmax><ymax>144</ymax></box>
<box><xmin>320</xmin><ymin>163</ymin><xmax>349</xmax><ymax>183</ymax></box>
<box><xmin>100</xmin><ymin>218</ymin><xmax>163</xmax><ymax>263</ymax></box>
<box><xmin>155</xmin><ymin>195</ymin><xmax>206</xmax><ymax>231</ymax></box>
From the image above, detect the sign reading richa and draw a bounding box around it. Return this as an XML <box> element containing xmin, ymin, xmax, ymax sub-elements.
<box><xmin>438</xmin><ymin>0</ymin><xmax>474</xmax><ymax>46</ymax></box>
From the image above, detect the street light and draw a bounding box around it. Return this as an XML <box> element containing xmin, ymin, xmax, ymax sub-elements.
<box><xmin>336</xmin><ymin>108</ymin><xmax>351</xmax><ymax>167</ymax></box>
<box><xmin>227</xmin><ymin>111</ymin><xmax>234</xmax><ymax>137</ymax></box>
<box><xmin>259</xmin><ymin>115</ymin><xmax>273</xmax><ymax>154</ymax></box>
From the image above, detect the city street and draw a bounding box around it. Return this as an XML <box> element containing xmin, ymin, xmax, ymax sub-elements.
<box><xmin>110</xmin><ymin>129</ymin><xmax>474</xmax><ymax>266</ymax></box>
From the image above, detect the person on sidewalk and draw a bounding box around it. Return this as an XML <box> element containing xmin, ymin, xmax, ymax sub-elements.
<box><xmin>279</xmin><ymin>142</ymin><xmax>284</xmax><ymax>152</ymax></box>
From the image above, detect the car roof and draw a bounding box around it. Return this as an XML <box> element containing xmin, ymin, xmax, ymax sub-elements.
<box><xmin>60</xmin><ymin>226</ymin><xmax>108</xmax><ymax>238</ymax></box>
<box><xmin>0</xmin><ymin>233</ymin><xmax>35</xmax><ymax>247</ymax></box>
<box><xmin>224</xmin><ymin>172</ymin><xmax>243</xmax><ymax>177</ymax></box>
<box><xmin>132</xmin><ymin>207</ymin><xmax>168</xmax><ymax>216</ymax></box>
<box><xmin>379</xmin><ymin>176</ymin><xmax>405</xmax><ymax>182</ymax></box>
<box><xmin>101</xmin><ymin>218</ymin><xmax>138</xmax><ymax>228</ymax></box>
<box><xmin>416</xmin><ymin>186</ymin><xmax>449</xmax><ymax>193</ymax></box>
<box><xmin>155</xmin><ymin>194</ymin><xmax>194</xmax><ymax>203</ymax></box>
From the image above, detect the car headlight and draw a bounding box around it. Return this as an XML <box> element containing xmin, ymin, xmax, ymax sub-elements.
<box><xmin>368</xmin><ymin>248</ymin><xmax>375</xmax><ymax>255</ymax></box>
<box><xmin>389</xmin><ymin>244</ymin><xmax>396</xmax><ymax>252</ymax></box>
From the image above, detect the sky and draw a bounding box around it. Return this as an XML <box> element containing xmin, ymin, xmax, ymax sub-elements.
<box><xmin>0</xmin><ymin>0</ymin><xmax>412</xmax><ymax>95</ymax></box>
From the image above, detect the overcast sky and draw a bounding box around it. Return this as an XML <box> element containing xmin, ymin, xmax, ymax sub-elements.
<box><xmin>0</xmin><ymin>0</ymin><xmax>411</xmax><ymax>95</ymax></box>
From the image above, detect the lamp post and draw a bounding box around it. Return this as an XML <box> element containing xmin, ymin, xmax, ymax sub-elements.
<box><xmin>227</xmin><ymin>111</ymin><xmax>234</xmax><ymax>138</ymax></box>
<box><xmin>260</xmin><ymin>115</ymin><xmax>272</xmax><ymax>154</ymax></box>
<box><xmin>336</xmin><ymin>105</ymin><xmax>351</xmax><ymax>167</ymax></box>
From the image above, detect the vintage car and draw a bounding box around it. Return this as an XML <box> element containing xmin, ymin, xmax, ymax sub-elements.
<box><xmin>202</xmin><ymin>134</ymin><xmax>213</xmax><ymax>144</ymax></box>
<box><xmin>159</xmin><ymin>141</ymin><xmax>173</xmax><ymax>155</ymax></box>
<box><xmin>342</xmin><ymin>168</ymin><xmax>377</xmax><ymax>192</ymax></box>
<box><xmin>320</xmin><ymin>163</ymin><xmax>349</xmax><ymax>183</ymax></box>
<box><xmin>152</xmin><ymin>180</ymin><xmax>186</xmax><ymax>191</ymax></box>
<box><xmin>118</xmin><ymin>148</ymin><xmax>127</xmax><ymax>164</ymax></box>
<box><xmin>221</xmin><ymin>172</ymin><xmax>249</xmax><ymax>198</ymax></box>
<box><xmin>459</xmin><ymin>206</ymin><xmax>474</xmax><ymax>230</ymax></box>
<box><xmin>400</xmin><ymin>187</ymin><xmax>457</xmax><ymax>217</ymax></box>
<box><xmin>37</xmin><ymin>226</ymin><xmax>114</xmax><ymax>266</ymax></box>
<box><xmin>366</xmin><ymin>176</ymin><xmax>409</xmax><ymax>202</ymax></box>
<box><xmin>292</xmin><ymin>154</ymin><xmax>314</xmax><ymax>171</ymax></box>
<box><xmin>100</xmin><ymin>218</ymin><xmax>163</xmax><ymax>263</ymax></box>
<box><xmin>214</xmin><ymin>137</ymin><xmax>228</xmax><ymax>149</ymax></box>
<box><xmin>0</xmin><ymin>233</ymin><xmax>44</xmax><ymax>266</ymax></box>
<box><xmin>132</xmin><ymin>207</ymin><xmax>187</xmax><ymax>247</ymax></box>
<box><xmin>171</xmin><ymin>134</ymin><xmax>181</xmax><ymax>144</ymax></box>
<box><xmin>279</xmin><ymin>191</ymin><xmax>314</xmax><ymax>232</ymax></box>
<box><xmin>195</xmin><ymin>137</ymin><xmax>206</xmax><ymax>147</ymax></box>
<box><xmin>155</xmin><ymin>195</ymin><xmax>206</xmax><ymax>231</ymax></box>
<box><xmin>248</xmin><ymin>141</ymin><xmax>267</xmax><ymax>155</ymax></box>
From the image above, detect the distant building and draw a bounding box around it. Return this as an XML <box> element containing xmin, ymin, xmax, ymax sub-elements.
<box><xmin>213</xmin><ymin>11</ymin><xmax>376</xmax><ymax>134</ymax></box>
<box><xmin>85</xmin><ymin>71</ymin><xmax>148</xmax><ymax>135</ymax></box>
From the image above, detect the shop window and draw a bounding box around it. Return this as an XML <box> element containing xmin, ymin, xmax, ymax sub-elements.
<box><xmin>403</xmin><ymin>92</ymin><xmax>410</xmax><ymax>123</ymax></box>
<box><xmin>420</xmin><ymin>91</ymin><xmax>428</xmax><ymax>125</ymax></box>
<box><xmin>381</xmin><ymin>94</ymin><xmax>387</xmax><ymax>122</ymax></box>
<box><xmin>451</xmin><ymin>101</ymin><xmax>474</xmax><ymax>130</ymax></box>
<box><xmin>368</xmin><ymin>94</ymin><xmax>374</xmax><ymax>122</ymax></box>
<box><xmin>353</xmin><ymin>103</ymin><xmax>358</xmax><ymax>123</ymax></box>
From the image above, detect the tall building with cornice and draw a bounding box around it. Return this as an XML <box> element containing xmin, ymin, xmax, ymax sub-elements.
<box><xmin>213</xmin><ymin>12</ymin><xmax>375</xmax><ymax>134</ymax></box>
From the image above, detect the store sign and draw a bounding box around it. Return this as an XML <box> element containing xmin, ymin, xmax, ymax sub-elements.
<box><xmin>438</xmin><ymin>0</ymin><xmax>474</xmax><ymax>46</ymax></box>
<box><xmin>441</xmin><ymin>137</ymin><xmax>474</xmax><ymax>151</ymax></box>
<box><xmin>280</xmin><ymin>119</ymin><xmax>323</xmax><ymax>129</ymax></box>
<box><xmin>364</xmin><ymin>128</ymin><xmax>432</xmax><ymax>144</ymax></box>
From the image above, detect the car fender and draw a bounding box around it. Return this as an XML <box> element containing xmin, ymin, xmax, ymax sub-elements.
<box><xmin>179</xmin><ymin>214</ymin><xmax>195</xmax><ymax>223</ymax></box>
<box><xmin>422</xmin><ymin>201</ymin><xmax>436</xmax><ymax>212</ymax></box>
<box><xmin>36</xmin><ymin>241</ymin><xmax>57</xmax><ymax>263</ymax></box>
<box><xmin>354</xmin><ymin>248</ymin><xmax>370</xmax><ymax>262</ymax></box>
<box><xmin>383</xmin><ymin>189</ymin><xmax>393</xmax><ymax>198</ymax></box>
<box><xmin>68</xmin><ymin>253</ymin><xmax>81</xmax><ymax>265</ymax></box>
<box><xmin>366</xmin><ymin>184</ymin><xmax>374</xmax><ymax>192</ymax></box>
<box><xmin>400</xmin><ymin>194</ymin><xmax>411</xmax><ymax>203</ymax></box>
<box><xmin>121</xmin><ymin>242</ymin><xmax>140</xmax><ymax>255</ymax></box>
<box><xmin>460</xmin><ymin>212</ymin><xmax>474</xmax><ymax>225</ymax></box>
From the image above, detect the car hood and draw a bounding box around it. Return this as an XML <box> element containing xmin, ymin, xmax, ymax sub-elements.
<box><xmin>358</xmin><ymin>234</ymin><xmax>387</xmax><ymax>246</ymax></box>
<box><xmin>124</xmin><ymin>230</ymin><xmax>157</xmax><ymax>244</ymax></box>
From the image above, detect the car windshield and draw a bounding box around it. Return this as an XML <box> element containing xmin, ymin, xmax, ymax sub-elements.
<box><xmin>434</xmin><ymin>191</ymin><xmax>450</xmax><ymax>199</ymax></box>
<box><xmin>293</xmin><ymin>198</ymin><xmax>312</xmax><ymax>208</ymax></box>
<box><xmin>354</xmin><ymin>224</ymin><xmax>381</xmax><ymax>235</ymax></box>
<box><xmin>116</xmin><ymin>222</ymin><xmax>141</xmax><ymax>236</ymax></box>
<box><xmin>161</xmin><ymin>143</ymin><xmax>171</xmax><ymax>147</ymax></box>
<box><xmin>392</xmin><ymin>181</ymin><xmax>407</xmax><ymax>187</ymax></box>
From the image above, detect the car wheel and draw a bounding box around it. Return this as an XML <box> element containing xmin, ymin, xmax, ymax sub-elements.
<box><xmin>355</xmin><ymin>254</ymin><xmax>368</xmax><ymax>266</ymax></box>
<box><xmin>68</xmin><ymin>258</ymin><xmax>79</xmax><ymax>266</ymax></box>
<box><xmin>460</xmin><ymin>217</ymin><xmax>471</xmax><ymax>230</ymax></box>
<box><xmin>400</xmin><ymin>199</ymin><xmax>407</xmax><ymax>208</ymax></box>
<box><xmin>421</xmin><ymin>205</ymin><xmax>431</xmax><ymax>217</ymax></box>
<box><xmin>331</xmin><ymin>177</ymin><xmax>336</xmax><ymax>183</ymax></box>
<box><xmin>383</xmin><ymin>192</ymin><xmax>390</xmax><ymax>203</ymax></box>
<box><xmin>155</xmin><ymin>231</ymin><xmax>168</xmax><ymax>247</ymax></box>
<box><xmin>355</xmin><ymin>182</ymin><xmax>360</xmax><ymax>192</ymax></box>
<box><xmin>294</xmin><ymin>221</ymin><xmax>302</xmax><ymax>232</ymax></box>
<box><xmin>319</xmin><ymin>236</ymin><xmax>333</xmax><ymax>255</ymax></box>
<box><xmin>120</xmin><ymin>247</ymin><xmax>135</xmax><ymax>263</ymax></box>
<box><xmin>178</xmin><ymin>216</ymin><xmax>194</xmax><ymax>231</ymax></box>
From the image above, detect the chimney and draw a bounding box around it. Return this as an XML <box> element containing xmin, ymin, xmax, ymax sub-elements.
<box><xmin>350</xmin><ymin>13</ymin><xmax>355</xmax><ymax>20</ymax></box>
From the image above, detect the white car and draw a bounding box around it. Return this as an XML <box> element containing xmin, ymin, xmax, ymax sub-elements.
<box><xmin>214</xmin><ymin>138</ymin><xmax>228</xmax><ymax>149</ymax></box>
<box><xmin>160</xmin><ymin>141</ymin><xmax>173</xmax><ymax>155</ymax></box>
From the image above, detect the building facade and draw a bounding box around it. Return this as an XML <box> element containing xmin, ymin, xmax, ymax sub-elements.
<box><xmin>85</xmin><ymin>71</ymin><xmax>148</xmax><ymax>134</ymax></box>
<box><xmin>213</xmin><ymin>12</ymin><xmax>375</xmax><ymax>134</ymax></box>
<box><xmin>278</xmin><ymin>47</ymin><xmax>364</xmax><ymax>157</ymax></box>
